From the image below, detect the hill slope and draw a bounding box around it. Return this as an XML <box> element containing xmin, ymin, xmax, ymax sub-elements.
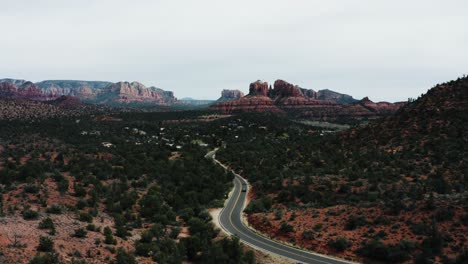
<box><xmin>215</xmin><ymin>76</ymin><xmax>467</xmax><ymax>263</ymax></box>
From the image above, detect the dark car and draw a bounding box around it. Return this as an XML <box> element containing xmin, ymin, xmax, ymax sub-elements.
<box><xmin>241</xmin><ymin>184</ymin><xmax>247</xmax><ymax>192</ymax></box>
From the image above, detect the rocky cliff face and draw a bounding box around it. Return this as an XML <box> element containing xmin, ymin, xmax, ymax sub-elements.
<box><xmin>211</xmin><ymin>81</ymin><xmax>278</xmax><ymax>113</ymax></box>
<box><xmin>98</xmin><ymin>81</ymin><xmax>176</xmax><ymax>105</ymax></box>
<box><xmin>211</xmin><ymin>79</ymin><xmax>405</xmax><ymax>121</ymax></box>
<box><xmin>17</xmin><ymin>82</ymin><xmax>47</xmax><ymax>100</ymax></box>
<box><xmin>217</xmin><ymin>89</ymin><xmax>245</xmax><ymax>102</ymax></box>
<box><xmin>0</xmin><ymin>78</ymin><xmax>27</xmax><ymax>87</ymax></box>
<box><xmin>36</xmin><ymin>80</ymin><xmax>111</xmax><ymax>100</ymax></box>
<box><xmin>0</xmin><ymin>82</ymin><xmax>18</xmax><ymax>97</ymax></box>
<box><xmin>248</xmin><ymin>80</ymin><xmax>269</xmax><ymax>96</ymax></box>
<box><xmin>210</xmin><ymin>95</ymin><xmax>278</xmax><ymax>113</ymax></box>
<box><xmin>272</xmin><ymin>79</ymin><xmax>303</xmax><ymax>98</ymax></box>
<box><xmin>0</xmin><ymin>80</ymin><xmax>48</xmax><ymax>100</ymax></box>
<box><xmin>316</xmin><ymin>89</ymin><xmax>358</xmax><ymax>104</ymax></box>
<box><xmin>0</xmin><ymin>79</ymin><xmax>177</xmax><ymax>105</ymax></box>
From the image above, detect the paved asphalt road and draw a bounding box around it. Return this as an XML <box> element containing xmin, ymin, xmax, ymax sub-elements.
<box><xmin>209</xmin><ymin>150</ymin><xmax>354</xmax><ymax>264</ymax></box>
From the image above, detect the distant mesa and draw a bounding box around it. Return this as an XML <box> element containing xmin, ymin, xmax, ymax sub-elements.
<box><xmin>211</xmin><ymin>79</ymin><xmax>405</xmax><ymax>121</ymax></box>
<box><xmin>179</xmin><ymin>97</ymin><xmax>216</xmax><ymax>106</ymax></box>
<box><xmin>97</xmin><ymin>81</ymin><xmax>176</xmax><ymax>105</ymax></box>
<box><xmin>0</xmin><ymin>78</ymin><xmax>177</xmax><ymax>106</ymax></box>
<box><xmin>217</xmin><ymin>89</ymin><xmax>245</xmax><ymax>102</ymax></box>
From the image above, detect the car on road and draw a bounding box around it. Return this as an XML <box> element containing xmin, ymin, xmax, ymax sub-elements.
<box><xmin>241</xmin><ymin>184</ymin><xmax>247</xmax><ymax>192</ymax></box>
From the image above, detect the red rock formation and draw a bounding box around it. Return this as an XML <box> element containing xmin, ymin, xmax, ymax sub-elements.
<box><xmin>0</xmin><ymin>82</ymin><xmax>17</xmax><ymax>97</ymax></box>
<box><xmin>217</xmin><ymin>89</ymin><xmax>245</xmax><ymax>102</ymax></box>
<box><xmin>248</xmin><ymin>80</ymin><xmax>269</xmax><ymax>96</ymax></box>
<box><xmin>1</xmin><ymin>79</ymin><xmax>176</xmax><ymax>106</ymax></box>
<box><xmin>211</xmin><ymin>79</ymin><xmax>405</xmax><ymax>121</ymax></box>
<box><xmin>300</xmin><ymin>88</ymin><xmax>318</xmax><ymax>99</ymax></box>
<box><xmin>210</xmin><ymin>96</ymin><xmax>279</xmax><ymax>113</ymax></box>
<box><xmin>17</xmin><ymin>82</ymin><xmax>47</xmax><ymax>100</ymax></box>
<box><xmin>98</xmin><ymin>81</ymin><xmax>176</xmax><ymax>105</ymax></box>
<box><xmin>316</xmin><ymin>89</ymin><xmax>358</xmax><ymax>104</ymax></box>
<box><xmin>221</xmin><ymin>89</ymin><xmax>244</xmax><ymax>100</ymax></box>
<box><xmin>272</xmin><ymin>80</ymin><xmax>303</xmax><ymax>98</ymax></box>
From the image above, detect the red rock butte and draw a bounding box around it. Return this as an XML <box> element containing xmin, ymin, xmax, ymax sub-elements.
<box><xmin>210</xmin><ymin>79</ymin><xmax>406</xmax><ymax>121</ymax></box>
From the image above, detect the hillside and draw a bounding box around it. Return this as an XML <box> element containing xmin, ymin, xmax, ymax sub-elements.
<box><xmin>0</xmin><ymin>111</ymin><xmax>256</xmax><ymax>263</ymax></box>
<box><xmin>215</xmin><ymin>76</ymin><xmax>467</xmax><ymax>263</ymax></box>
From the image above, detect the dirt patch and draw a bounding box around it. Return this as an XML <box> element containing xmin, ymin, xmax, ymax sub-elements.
<box><xmin>169</xmin><ymin>151</ymin><xmax>182</xmax><ymax>161</ymax></box>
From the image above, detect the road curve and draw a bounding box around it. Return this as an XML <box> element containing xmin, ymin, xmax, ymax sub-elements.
<box><xmin>208</xmin><ymin>150</ymin><xmax>355</xmax><ymax>264</ymax></box>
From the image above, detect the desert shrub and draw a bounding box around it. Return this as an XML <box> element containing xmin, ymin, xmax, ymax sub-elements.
<box><xmin>37</xmin><ymin>236</ymin><xmax>54</xmax><ymax>252</ymax></box>
<box><xmin>29</xmin><ymin>252</ymin><xmax>60</xmax><ymax>264</ymax></box>
<box><xmin>327</xmin><ymin>237</ymin><xmax>351</xmax><ymax>252</ymax></box>
<box><xmin>410</xmin><ymin>222</ymin><xmax>430</xmax><ymax>235</ymax></box>
<box><xmin>345</xmin><ymin>215</ymin><xmax>367</xmax><ymax>230</ymax></box>
<box><xmin>72</xmin><ymin>228</ymin><xmax>87</xmax><ymax>238</ymax></box>
<box><xmin>313</xmin><ymin>223</ymin><xmax>323</xmax><ymax>231</ymax></box>
<box><xmin>115</xmin><ymin>225</ymin><xmax>129</xmax><ymax>239</ymax></box>
<box><xmin>375</xmin><ymin>230</ymin><xmax>388</xmax><ymax>239</ymax></box>
<box><xmin>455</xmin><ymin>250</ymin><xmax>468</xmax><ymax>264</ymax></box>
<box><xmin>75</xmin><ymin>199</ymin><xmax>88</xmax><ymax>210</ymax></box>
<box><xmin>461</xmin><ymin>214</ymin><xmax>468</xmax><ymax>226</ymax></box>
<box><xmin>57</xmin><ymin>179</ymin><xmax>69</xmax><ymax>194</ymax></box>
<box><xmin>301</xmin><ymin>230</ymin><xmax>314</xmax><ymax>240</ymax></box>
<box><xmin>46</xmin><ymin>204</ymin><xmax>63</xmax><ymax>214</ymax></box>
<box><xmin>115</xmin><ymin>248</ymin><xmax>136</xmax><ymax>264</ymax></box>
<box><xmin>435</xmin><ymin>207</ymin><xmax>455</xmax><ymax>222</ymax></box>
<box><xmin>24</xmin><ymin>184</ymin><xmax>40</xmax><ymax>194</ymax></box>
<box><xmin>356</xmin><ymin>239</ymin><xmax>416</xmax><ymax>262</ymax></box>
<box><xmin>22</xmin><ymin>209</ymin><xmax>39</xmax><ymax>220</ymax></box>
<box><xmin>104</xmin><ymin>226</ymin><xmax>117</xmax><ymax>245</ymax></box>
<box><xmin>86</xmin><ymin>224</ymin><xmax>97</xmax><ymax>232</ymax></box>
<box><xmin>245</xmin><ymin>196</ymin><xmax>273</xmax><ymax>213</ymax></box>
<box><xmin>170</xmin><ymin>226</ymin><xmax>181</xmax><ymax>239</ymax></box>
<box><xmin>78</xmin><ymin>212</ymin><xmax>93</xmax><ymax>223</ymax></box>
<box><xmin>373</xmin><ymin>215</ymin><xmax>391</xmax><ymax>225</ymax></box>
<box><xmin>38</xmin><ymin>217</ymin><xmax>54</xmax><ymax>230</ymax></box>
<box><xmin>279</xmin><ymin>222</ymin><xmax>294</xmax><ymax>233</ymax></box>
<box><xmin>274</xmin><ymin>210</ymin><xmax>283</xmax><ymax>220</ymax></box>
<box><xmin>74</xmin><ymin>184</ymin><xmax>87</xmax><ymax>197</ymax></box>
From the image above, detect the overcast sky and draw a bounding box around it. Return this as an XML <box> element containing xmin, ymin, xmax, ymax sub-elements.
<box><xmin>1</xmin><ymin>0</ymin><xmax>467</xmax><ymax>101</ymax></box>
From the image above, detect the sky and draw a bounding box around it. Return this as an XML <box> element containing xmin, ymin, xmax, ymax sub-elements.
<box><xmin>1</xmin><ymin>0</ymin><xmax>467</xmax><ymax>101</ymax></box>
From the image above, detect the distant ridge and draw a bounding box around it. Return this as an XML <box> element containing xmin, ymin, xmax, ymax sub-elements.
<box><xmin>211</xmin><ymin>79</ymin><xmax>405</xmax><ymax>121</ymax></box>
<box><xmin>0</xmin><ymin>78</ymin><xmax>177</xmax><ymax>106</ymax></box>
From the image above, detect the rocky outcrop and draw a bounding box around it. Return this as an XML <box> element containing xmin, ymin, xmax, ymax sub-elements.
<box><xmin>211</xmin><ymin>81</ymin><xmax>278</xmax><ymax>113</ymax></box>
<box><xmin>0</xmin><ymin>78</ymin><xmax>27</xmax><ymax>87</ymax></box>
<box><xmin>0</xmin><ymin>82</ymin><xmax>17</xmax><ymax>97</ymax></box>
<box><xmin>0</xmin><ymin>81</ymin><xmax>48</xmax><ymax>100</ymax></box>
<box><xmin>300</xmin><ymin>88</ymin><xmax>318</xmax><ymax>99</ymax></box>
<box><xmin>0</xmin><ymin>79</ymin><xmax>177</xmax><ymax>106</ymax></box>
<box><xmin>272</xmin><ymin>79</ymin><xmax>303</xmax><ymax>98</ymax></box>
<box><xmin>210</xmin><ymin>95</ymin><xmax>279</xmax><ymax>113</ymax></box>
<box><xmin>179</xmin><ymin>98</ymin><xmax>215</xmax><ymax>106</ymax></box>
<box><xmin>316</xmin><ymin>89</ymin><xmax>358</xmax><ymax>104</ymax></box>
<box><xmin>211</xmin><ymin>79</ymin><xmax>405</xmax><ymax>121</ymax></box>
<box><xmin>17</xmin><ymin>82</ymin><xmax>47</xmax><ymax>100</ymax></box>
<box><xmin>36</xmin><ymin>80</ymin><xmax>111</xmax><ymax>100</ymax></box>
<box><xmin>217</xmin><ymin>89</ymin><xmax>245</xmax><ymax>102</ymax></box>
<box><xmin>98</xmin><ymin>81</ymin><xmax>176</xmax><ymax>105</ymax></box>
<box><xmin>248</xmin><ymin>80</ymin><xmax>269</xmax><ymax>96</ymax></box>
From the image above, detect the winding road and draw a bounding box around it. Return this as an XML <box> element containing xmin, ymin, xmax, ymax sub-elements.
<box><xmin>207</xmin><ymin>149</ymin><xmax>354</xmax><ymax>264</ymax></box>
